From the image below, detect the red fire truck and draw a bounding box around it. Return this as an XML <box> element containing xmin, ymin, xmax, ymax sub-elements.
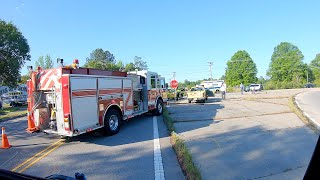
<box><xmin>26</xmin><ymin>65</ymin><xmax>166</xmax><ymax>136</ymax></box>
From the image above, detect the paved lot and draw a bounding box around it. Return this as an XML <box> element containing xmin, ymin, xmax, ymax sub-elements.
<box><xmin>0</xmin><ymin>115</ymin><xmax>184</xmax><ymax>179</ymax></box>
<box><xmin>168</xmin><ymin>89</ymin><xmax>318</xmax><ymax>180</ymax></box>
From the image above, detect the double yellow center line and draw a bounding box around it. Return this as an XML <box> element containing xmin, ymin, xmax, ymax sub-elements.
<box><xmin>12</xmin><ymin>139</ymin><xmax>65</xmax><ymax>173</ymax></box>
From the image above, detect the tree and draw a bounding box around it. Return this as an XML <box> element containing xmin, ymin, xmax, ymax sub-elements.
<box><xmin>35</xmin><ymin>55</ymin><xmax>54</xmax><ymax>69</ymax></box>
<box><xmin>258</xmin><ymin>76</ymin><xmax>266</xmax><ymax>85</ymax></box>
<box><xmin>124</xmin><ymin>62</ymin><xmax>135</xmax><ymax>72</ymax></box>
<box><xmin>133</xmin><ymin>56</ymin><xmax>148</xmax><ymax>70</ymax></box>
<box><xmin>84</xmin><ymin>48</ymin><xmax>116</xmax><ymax>70</ymax></box>
<box><xmin>122</xmin><ymin>57</ymin><xmax>148</xmax><ymax>72</ymax></box>
<box><xmin>45</xmin><ymin>55</ymin><xmax>54</xmax><ymax>69</ymax></box>
<box><xmin>0</xmin><ymin>19</ymin><xmax>30</xmax><ymax>87</ymax></box>
<box><xmin>310</xmin><ymin>54</ymin><xmax>320</xmax><ymax>85</ymax></box>
<box><xmin>19</xmin><ymin>74</ymin><xmax>30</xmax><ymax>84</ymax></box>
<box><xmin>220</xmin><ymin>75</ymin><xmax>226</xmax><ymax>80</ymax></box>
<box><xmin>267</xmin><ymin>42</ymin><xmax>307</xmax><ymax>84</ymax></box>
<box><xmin>225</xmin><ymin>50</ymin><xmax>257</xmax><ymax>86</ymax></box>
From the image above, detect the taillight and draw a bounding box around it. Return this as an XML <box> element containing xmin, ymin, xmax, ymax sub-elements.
<box><xmin>64</xmin><ymin>114</ymin><xmax>70</xmax><ymax>131</ymax></box>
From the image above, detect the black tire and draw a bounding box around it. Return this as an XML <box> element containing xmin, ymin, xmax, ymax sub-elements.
<box><xmin>103</xmin><ymin>109</ymin><xmax>121</xmax><ymax>136</ymax></box>
<box><xmin>154</xmin><ymin>99</ymin><xmax>163</xmax><ymax>116</ymax></box>
<box><xmin>188</xmin><ymin>99</ymin><xmax>192</xmax><ymax>103</ymax></box>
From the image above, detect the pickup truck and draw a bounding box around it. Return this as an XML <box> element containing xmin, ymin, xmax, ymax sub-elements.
<box><xmin>187</xmin><ymin>87</ymin><xmax>208</xmax><ymax>103</ymax></box>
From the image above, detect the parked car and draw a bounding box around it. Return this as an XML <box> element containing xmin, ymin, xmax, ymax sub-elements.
<box><xmin>249</xmin><ymin>84</ymin><xmax>263</xmax><ymax>91</ymax></box>
<box><xmin>206</xmin><ymin>87</ymin><xmax>216</xmax><ymax>97</ymax></box>
<box><xmin>304</xmin><ymin>83</ymin><xmax>315</xmax><ymax>88</ymax></box>
<box><xmin>187</xmin><ymin>87</ymin><xmax>208</xmax><ymax>103</ymax></box>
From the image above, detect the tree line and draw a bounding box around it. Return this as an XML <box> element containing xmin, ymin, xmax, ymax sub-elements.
<box><xmin>180</xmin><ymin>42</ymin><xmax>320</xmax><ymax>90</ymax></box>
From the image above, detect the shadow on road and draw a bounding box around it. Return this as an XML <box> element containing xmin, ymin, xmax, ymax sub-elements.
<box><xmin>183</xmin><ymin>123</ymin><xmax>317</xmax><ymax>179</ymax></box>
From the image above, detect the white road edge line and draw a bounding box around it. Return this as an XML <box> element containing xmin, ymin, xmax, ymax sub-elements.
<box><xmin>153</xmin><ymin>116</ymin><xmax>165</xmax><ymax>180</ymax></box>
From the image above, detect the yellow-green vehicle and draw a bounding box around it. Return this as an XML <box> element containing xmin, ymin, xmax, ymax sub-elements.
<box><xmin>187</xmin><ymin>87</ymin><xmax>208</xmax><ymax>103</ymax></box>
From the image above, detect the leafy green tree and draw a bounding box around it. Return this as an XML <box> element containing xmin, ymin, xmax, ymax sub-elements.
<box><xmin>19</xmin><ymin>74</ymin><xmax>30</xmax><ymax>84</ymax></box>
<box><xmin>133</xmin><ymin>56</ymin><xmax>148</xmax><ymax>70</ymax></box>
<box><xmin>220</xmin><ymin>75</ymin><xmax>226</xmax><ymax>80</ymax></box>
<box><xmin>35</xmin><ymin>55</ymin><xmax>54</xmax><ymax>69</ymax></box>
<box><xmin>225</xmin><ymin>50</ymin><xmax>257</xmax><ymax>86</ymax></box>
<box><xmin>258</xmin><ymin>76</ymin><xmax>266</xmax><ymax>85</ymax></box>
<box><xmin>35</xmin><ymin>56</ymin><xmax>45</xmax><ymax>68</ymax></box>
<box><xmin>0</xmin><ymin>19</ymin><xmax>30</xmax><ymax>87</ymax></box>
<box><xmin>310</xmin><ymin>54</ymin><xmax>320</xmax><ymax>85</ymax></box>
<box><xmin>122</xmin><ymin>56</ymin><xmax>148</xmax><ymax>72</ymax></box>
<box><xmin>124</xmin><ymin>62</ymin><xmax>135</xmax><ymax>72</ymax></box>
<box><xmin>267</xmin><ymin>42</ymin><xmax>307</xmax><ymax>84</ymax></box>
<box><xmin>84</xmin><ymin>48</ymin><xmax>116</xmax><ymax>70</ymax></box>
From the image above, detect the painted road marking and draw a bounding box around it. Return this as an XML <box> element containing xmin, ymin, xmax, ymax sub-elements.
<box><xmin>11</xmin><ymin>139</ymin><xmax>64</xmax><ymax>173</ymax></box>
<box><xmin>153</xmin><ymin>116</ymin><xmax>165</xmax><ymax>180</ymax></box>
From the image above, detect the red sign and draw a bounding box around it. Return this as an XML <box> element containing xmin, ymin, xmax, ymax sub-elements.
<box><xmin>170</xmin><ymin>80</ymin><xmax>178</xmax><ymax>89</ymax></box>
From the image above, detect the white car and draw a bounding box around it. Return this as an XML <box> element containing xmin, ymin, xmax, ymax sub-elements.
<box><xmin>249</xmin><ymin>84</ymin><xmax>263</xmax><ymax>91</ymax></box>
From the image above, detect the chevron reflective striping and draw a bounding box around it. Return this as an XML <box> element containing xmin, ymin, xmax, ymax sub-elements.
<box><xmin>40</xmin><ymin>69</ymin><xmax>53</xmax><ymax>85</ymax></box>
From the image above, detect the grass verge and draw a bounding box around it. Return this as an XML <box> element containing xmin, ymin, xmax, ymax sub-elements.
<box><xmin>163</xmin><ymin>107</ymin><xmax>202</xmax><ymax>180</ymax></box>
<box><xmin>288</xmin><ymin>95</ymin><xmax>319</xmax><ymax>133</ymax></box>
<box><xmin>0</xmin><ymin>106</ymin><xmax>27</xmax><ymax>121</ymax></box>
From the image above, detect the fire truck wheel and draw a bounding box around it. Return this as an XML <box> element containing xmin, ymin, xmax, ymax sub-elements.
<box><xmin>103</xmin><ymin>109</ymin><xmax>121</xmax><ymax>135</ymax></box>
<box><xmin>154</xmin><ymin>99</ymin><xmax>163</xmax><ymax>116</ymax></box>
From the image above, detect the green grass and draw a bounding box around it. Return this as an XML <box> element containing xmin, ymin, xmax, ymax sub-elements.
<box><xmin>0</xmin><ymin>105</ymin><xmax>27</xmax><ymax>121</ymax></box>
<box><xmin>163</xmin><ymin>107</ymin><xmax>202</xmax><ymax>180</ymax></box>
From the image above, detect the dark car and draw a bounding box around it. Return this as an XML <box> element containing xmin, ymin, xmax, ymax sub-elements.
<box><xmin>304</xmin><ymin>83</ymin><xmax>315</xmax><ymax>88</ymax></box>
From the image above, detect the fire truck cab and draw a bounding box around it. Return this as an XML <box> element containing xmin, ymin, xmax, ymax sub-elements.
<box><xmin>27</xmin><ymin>67</ymin><xmax>166</xmax><ymax>137</ymax></box>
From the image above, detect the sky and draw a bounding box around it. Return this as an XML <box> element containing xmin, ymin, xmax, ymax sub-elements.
<box><xmin>1</xmin><ymin>0</ymin><xmax>320</xmax><ymax>82</ymax></box>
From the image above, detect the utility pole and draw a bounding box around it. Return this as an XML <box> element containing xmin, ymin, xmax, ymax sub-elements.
<box><xmin>207</xmin><ymin>62</ymin><xmax>213</xmax><ymax>81</ymax></box>
<box><xmin>172</xmin><ymin>72</ymin><xmax>176</xmax><ymax>80</ymax></box>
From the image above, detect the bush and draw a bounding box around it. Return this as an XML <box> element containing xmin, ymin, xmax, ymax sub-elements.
<box><xmin>264</xmin><ymin>81</ymin><xmax>304</xmax><ymax>90</ymax></box>
<box><xmin>226</xmin><ymin>86</ymin><xmax>240</xmax><ymax>93</ymax></box>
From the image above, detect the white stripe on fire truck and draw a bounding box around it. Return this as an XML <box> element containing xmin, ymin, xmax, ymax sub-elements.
<box><xmin>153</xmin><ymin>116</ymin><xmax>165</xmax><ymax>180</ymax></box>
<box><xmin>40</xmin><ymin>69</ymin><xmax>53</xmax><ymax>85</ymax></box>
<box><xmin>43</xmin><ymin>74</ymin><xmax>57</xmax><ymax>89</ymax></box>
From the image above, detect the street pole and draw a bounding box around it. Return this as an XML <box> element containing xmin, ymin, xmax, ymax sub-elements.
<box><xmin>172</xmin><ymin>72</ymin><xmax>177</xmax><ymax>102</ymax></box>
<box><xmin>172</xmin><ymin>72</ymin><xmax>176</xmax><ymax>80</ymax></box>
<box><xmin>307</xmin><ymin>70</ymin><xmax>309</xmax><ymax>84</ymax></box>
<box><xmin>208</xmin><ymin>62</ymin><xmax>213</xmax><ymax>81</ymax></box>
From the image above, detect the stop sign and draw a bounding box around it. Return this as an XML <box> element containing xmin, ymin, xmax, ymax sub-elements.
<box><xmin>170</xmin><ymin>80</ymin><xmax>178</xmax><ymax>89</ymax></box>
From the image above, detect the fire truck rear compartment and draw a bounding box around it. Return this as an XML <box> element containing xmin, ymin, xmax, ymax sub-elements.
<box><xmin>33</xmin><ymin>91</ymin><xmax>59</xmax><ymax>132</ymax></box>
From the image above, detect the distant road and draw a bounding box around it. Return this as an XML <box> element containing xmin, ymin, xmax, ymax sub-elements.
<box><xmin>296</xmin><ymin>89</ymin><xmax>320</xmax><ymax>128</ymax></box>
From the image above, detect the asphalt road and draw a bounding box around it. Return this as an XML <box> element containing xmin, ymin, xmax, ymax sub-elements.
<box><xmin>169</xmin><ymin>89</ymin><xmax>318</xmax><ymax>180</ymax></box>
<box><xmin>296</xmin><ymin>89</ymin><xmax>320</xmax><ymax>129</ymax></box>
<box><xmin>0</xmin><ymin>115</ymin><xmax>184</xmax><ymax>179</ymax></box>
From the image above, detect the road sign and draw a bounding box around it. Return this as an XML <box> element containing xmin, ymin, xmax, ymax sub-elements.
<box><xmin>170</xmin><ymin>80</ymin><xmax>178</xmax><ymax>89</ymax></box>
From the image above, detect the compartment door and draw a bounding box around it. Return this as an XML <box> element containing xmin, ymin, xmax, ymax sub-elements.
<box><xmin>70</xmin><ymin>77</ymin><xmax>98</xmax><ymax>131</ymax></box>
